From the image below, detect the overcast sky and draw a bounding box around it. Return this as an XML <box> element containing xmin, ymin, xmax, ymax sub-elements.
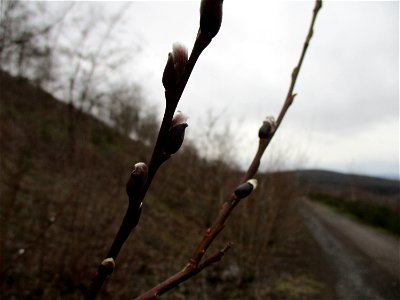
<box><xmin>47</xmin><ymin>1</ymin><xmax>399</xmax><ymax>179</ymax></box>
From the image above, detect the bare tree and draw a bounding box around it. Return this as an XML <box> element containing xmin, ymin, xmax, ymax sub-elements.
<box><xmin>108</xmin><ymin>83</ymin><xmax>142</xmax><ymax>137</ymax></box>
<box><xmin>0</xmin><ymin>0</ymin><xmax>71</xmax><ymax>81</ymax></box>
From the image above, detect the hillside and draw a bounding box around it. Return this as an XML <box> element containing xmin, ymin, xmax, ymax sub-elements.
<box><xmin>3</xmin><ymin>70</ymin><xmax>396</xmax><ymax>299</ymax></box>
<box><xmin>293</xmin><ymin>169</ymin><xmax>399</xmax><ymax>210</ymax></box>
<box><xmin>296</xmin><ymin>169</ymin><xmax>399</xmax><ymax>196</ymax></box>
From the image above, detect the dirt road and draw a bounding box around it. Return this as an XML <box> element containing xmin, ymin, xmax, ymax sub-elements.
<box><xmin>299</xmin><ymin>198</ymin><xmax>400</xmax><ymax>300</ymax></box>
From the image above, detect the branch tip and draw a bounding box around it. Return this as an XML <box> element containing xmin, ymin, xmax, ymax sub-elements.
<box><xmin>200</xmin><ymin>0</ymin><xmax>223</xmax><ymax>40</ymax></box>
<box><xmin>315</xmin><ymin>0</ymin><xmax>323</xmax><ymax>12</ymax></box>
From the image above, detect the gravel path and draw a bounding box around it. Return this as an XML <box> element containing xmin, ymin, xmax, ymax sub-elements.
<box><xmin>299</xmin><ymin>198</ymin><xmax>400</xmax><ymax>300</ymax></box>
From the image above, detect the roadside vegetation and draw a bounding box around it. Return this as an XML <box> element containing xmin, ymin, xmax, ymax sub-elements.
<box><xmin>310</xmin><ymin>193</ymin><xmax>400</xmax><ymax>236</ymax></box>
<box><xmin>0</xmin><ymin>69</ymin><xmax>333</xmax><ymax>299</ymax></box>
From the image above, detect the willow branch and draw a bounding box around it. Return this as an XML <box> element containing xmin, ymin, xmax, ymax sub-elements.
<box><xmin>85</xmin><ymin>15</ymin><xmax>219</xmax><ymax>300</ymax></box>
<box><xmin>135</xmin><ymin>243</ymin><xmax>232</xmax><ymax>300</ymax></box>
<box><xmin>135</xmin><ymin>180</ymin><xmax>257</xmax><ymax>299</ymax></box>
<box><xmin>276</xmin><ymin>0</ymin><xmax>322</xmax><ymax>129</ymax></box>
<box><xmin>242</xmin><ymin>0</ymin><xmax>323</xmax><ymax>182</ymax></box>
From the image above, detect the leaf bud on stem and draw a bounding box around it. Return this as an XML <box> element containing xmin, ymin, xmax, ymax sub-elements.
<box><xmin>126</xmin><ymin>162</ymin><xmax>148</xmax><ymax>200</ymax></box>
<box><xmin>162</xmin><ymin>43</ymin><xmax>188</xmax><ymax>90</ymax></box>
<box><xmin>258</xmin><ymin>116</ymin><xmax>276</xmax><ymax>139</ymax></box>
<box><xmin>101</xmin><ymin>258</ymin><xmax>115</xmax><ymax>272</ymax></box>
<box><xmin>234</xmin><ymin>179</ymin><xmax>257</xmax><ymax>199</ymax></box>
<box><xmin>164</xmin><ymin>111</ymin><xmax>188</xmax><ymax>155</ymax></box>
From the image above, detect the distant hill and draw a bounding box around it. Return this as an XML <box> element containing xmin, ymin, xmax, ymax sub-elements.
<box><xmin>291</xmin><ymin>169</ymin><xmax>399</xmax><ymax>211</ymax></box>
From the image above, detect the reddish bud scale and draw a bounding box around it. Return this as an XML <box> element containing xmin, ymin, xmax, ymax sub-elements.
<box><xmin>126</xmin><ymin>162</ymin><xmax>148</xmax><ymax>200</ymax></box>
<box><xmin>162</xmin><ymin>43</ymin><xmax>188</xmax><ymax>90</ymax></box>
<box><xmin>164</xmin><ymin>111</ymin><xmax>189</xmax><ymax>155</ymax></box>
<box><xmin>172</xmin><ymin>43</ymin><xmax>188</xmax><ymax>80</ymax></box>
<box><xmin>165</xmin><ymin>123</ymin><xmax>188</xmax><ymax>155</ymax></box>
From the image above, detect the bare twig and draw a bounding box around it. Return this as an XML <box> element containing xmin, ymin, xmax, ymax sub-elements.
<box><xmin>276</xmin><ymin>0</ymin><xmax>322</xmax><ymax>129</ymax></box>
<box><xmin>135</xmin><ymin>1</ymin><xmax>323</xmax><ymax>298</ymax></box>
<box><xmin>242</xmin><ymin>0</ymin><xmax>322</xmax><ymax>182</ymax></box>
<box><xmin>135</xmin><ymin>243</ymin><xmax>232</xmax><ymax>300</ymax></box>
<box><xmin>135</xmin><ymin>180</ymin><xmax>257</xmax><ymax>300</ymax></box>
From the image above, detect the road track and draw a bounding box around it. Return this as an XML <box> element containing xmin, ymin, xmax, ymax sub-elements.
<box><xmin>299</xmin><ymin>198</ymin><xmax>400</xmax><ymax>300</ymax></box>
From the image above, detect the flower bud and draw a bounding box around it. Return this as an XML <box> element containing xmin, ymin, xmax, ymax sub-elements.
<box><xmin>234</xmin><ymin>179</ymin><xmax>258</xmax><ymax>199</ymax></box>
<box><xmin>126</xmin><ymin>162</ymin><xmax>148</xmax><ymax>199</ymax></box>
<box><xmin>164</xmin><ymin>111</ymin><xmax>188</xmax><ymax>155</ymax></box>
<box><xmin>171</xmin><ymin>110</ymin><xmax>188</xmax><ymax>128</ymax></box>
<box><xmin>258</xmin><ymin>116</ymin><xmax>276</xmax><ymax>139</ymax></box>
<box><xmin>101</xmin><ymin>257</ymin><xmax>115</xmax><ymax>271</ymax></box>
<box><xmin>162</xmin><ymin>43</ymin><xmax>188</xmax><ymax>90</ymax></box>
<box><xmin>200</xmin><ymin>0</ymin><xmax>223</xmax><ymax>39</ymax></box>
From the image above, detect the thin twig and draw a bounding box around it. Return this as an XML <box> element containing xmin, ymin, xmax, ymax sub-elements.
<box><xmin>135</xmin><ymin>243</ymin><xmax>232</xmax><ymax>300</ymax></box>
<box><xmin>276</xmin><ymin>0</ymin><xmax>322</xmax><ymax>129</ymax></box>
<box><xmin>243</xmin><ymin>0</ymin><xmax>322</xmax><ymax>182</ymax></box>
<box><xmin>135</xmin><ymin>185</ymin><xmax>256</xmax><ymax>299</ymax></box>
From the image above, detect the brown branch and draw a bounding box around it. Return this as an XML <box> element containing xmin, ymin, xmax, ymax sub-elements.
<box><xmin>135</xmin><ymin>181</ymin><xmax>256</xmax><ymax>299</ymax></box>
<box><xmin>241</xmin><ymin>138</ymin><xmax>269</xmax><ymax>183</ymax></box>
<box><xmin>276</xmin><ymin>0</ymin><xmax>322</xmax><ymax>129</ymax></box>
<box><xmin>145</xmin><ymin>34</ymin><xmax>212</xmax><ymax>187</ymax></box>
<box><xmin>243</xmin><ymin>0</ymin><xmax>323</xmax><ymax>182</ymax></box>
<box><xmin>135</xmin><ymin>243</ymin><xmax>232</xmax><ymax>300</ymax></box>
<box><xmin>189</xmin><ymin>194</ymin><xmax>241</xmax><ymax>265</ymax></box>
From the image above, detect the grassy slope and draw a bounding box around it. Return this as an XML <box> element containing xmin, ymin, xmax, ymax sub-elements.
<box><xmin>0</xmin><ymin>70</ymin><xmax>202</xmax><ymax>298</ymax></box>
<box><xmin>1</xmin><ymin>71</ymin><xmax>340</xmax><ymax>299</ymax></box>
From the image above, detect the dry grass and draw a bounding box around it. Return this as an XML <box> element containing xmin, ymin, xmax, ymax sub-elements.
<box><xmin>0</xmin><ymin>70</ymin><xmax>335</xmax><ymax>299</ymax></box>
